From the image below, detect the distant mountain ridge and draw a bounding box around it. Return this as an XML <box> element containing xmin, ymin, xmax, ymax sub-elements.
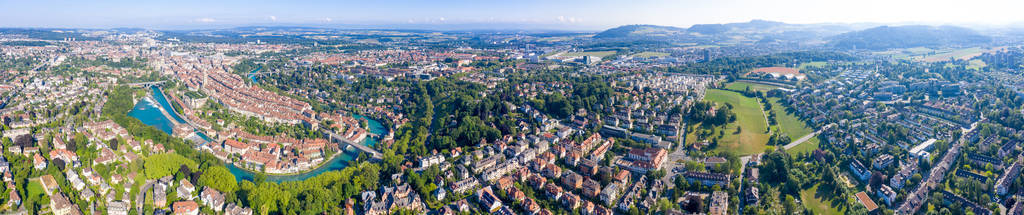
<box><xmin>590</xmin><ymin>20</ymin><xmax>860</xmax><ymax>45</ymax></box>
<box><xmin>594</xmin><ymin>19</ymin><xmax>805</xmax><ymax>38</ymax></box>
<box><xmin>828</xmin><ymin>25</ymin><xmax>991</xmax><ymax>50</ymax></box>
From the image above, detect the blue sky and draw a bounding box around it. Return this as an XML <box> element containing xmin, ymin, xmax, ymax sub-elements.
<box><xmin>2</xmin><ymin>0</ymin><xmax>1023</xmax><ymax>30</ymax></box>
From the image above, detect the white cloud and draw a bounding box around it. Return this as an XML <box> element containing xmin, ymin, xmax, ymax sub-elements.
<box><xmin>557</xmin><ymin>16</ymin><xmax>579</xmax><ymax>23</ymax></box>
<box><xmin>193</xmin><ymin>18</ymin><xmax>216</xmax><ymax>23</ymax></box>
<box><xmin>438</xmin><ymin>17</ymin><xmax>446</xmax><ymax>22</ymax></box>
<box><xmin>322</xmin><ymin>17</ymin><xmax>332</xmax><ymax>22</ymax></box>
<box><xmin>269</xmin><ymin>16</ymin><xmax>277</xmax><ymax>21</ymax></box>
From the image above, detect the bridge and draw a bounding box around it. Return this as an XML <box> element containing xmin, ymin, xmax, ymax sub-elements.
<box><xmin>126</xmin><ymin>81</ymin><xmax>167</xmax><ymax>87</ymax></box>
<box><xmin>247</xmin><ymin>71</ymin><xmax>280</xmax><ymax>75</ymax></box>
<box><xmin>325</xmin><ymin>130</ymin><xmax>383</xmax><ymax>161</ymax></box>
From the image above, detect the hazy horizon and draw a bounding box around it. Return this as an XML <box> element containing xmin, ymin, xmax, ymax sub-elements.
<box><xmin>2</xmin><ymin>0</ymin><xmax>1024</xmax><ymax>30</ymax></box>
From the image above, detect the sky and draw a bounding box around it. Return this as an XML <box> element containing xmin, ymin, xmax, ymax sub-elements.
<box><xmin>2</xmin><ymin>0</ymin><xmax>1024</xmax><ymax>30</ymax></box>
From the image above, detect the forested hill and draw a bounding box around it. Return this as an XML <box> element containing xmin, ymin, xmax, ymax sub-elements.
<box><xmin>828</xmin><ymin>25</ymin><xmax>991</xmax><ymax>50</ymax></box>
<box><xmin>593</xmin><ymin>25</ymin><xmax>687</xmax><ymax>39</ymax></box>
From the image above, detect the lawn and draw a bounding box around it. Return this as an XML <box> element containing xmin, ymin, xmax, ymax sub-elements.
<box><xmin>632</xmin><ymin>51</ymin><xmax>670</xmax><ymax>58</ymax></box>
<box><xmin>701</xmin><ymin>89</ymin><xmax>770</xmax><ymax>155</ymax></box>
<box><xmin>26</xmin><ymin>180</ymin><xmax>45</xmax><ymax>196</ymax></box>
<box><xmin>724</xmin><ymin>82</ymin><xmax>779</xmax><ymax>92</ymax></box>
<box><xmin>23</xmin><ymin>179</ymin><xmax>48</xmax><ymax>212</ymax></box>
<box><xmin>800</xmin><ymin>184</ymin><xmax>846</xmax><ymax>215</ymax></box>
<box><xmin>561</xmin><ymin>51</ymin><xmax>617</xmax><ymax>58</ymax></box>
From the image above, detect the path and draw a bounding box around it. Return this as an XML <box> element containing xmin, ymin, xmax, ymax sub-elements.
<box><xmin>735</xmin><ymin>79</ymin><xmax>796</xmax><ymax>88</ymax></box>
<box><xmin>782</xmin><ymin>123</ymin><xmax>835</xmax><ymax>150</ymax></box>
<box><xmin>756</xmin><ymin>97</ymin><xmax>772</xmax><ymax>135</ymax></box>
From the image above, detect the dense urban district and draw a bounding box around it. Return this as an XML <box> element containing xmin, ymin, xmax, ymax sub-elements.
<box><xmin>2</xmin><ymin>21</ymin><xmax>1024</xmax><ymax>215</ymax></box>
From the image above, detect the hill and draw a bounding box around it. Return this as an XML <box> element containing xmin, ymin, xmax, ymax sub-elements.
<box><xmin>0</xmin><ymin>28</ymin><xmax>100</xmax><ymax>41</ymax></box>
<box><xmin>828</xmin><ymin>25</ymin><xmax>991</xmax><ymax>50</ymax></box>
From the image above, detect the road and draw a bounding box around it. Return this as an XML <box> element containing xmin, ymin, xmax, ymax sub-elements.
<box><xmin>896</xmin><ymin>120</ymin><xmax>980</xmax><ymax>214</ymax></box>
<box><xmin>660</xmin><ymin>143</ymin><xmax>693</xmax><ymax>185</ymax></box>
<box><xmin>136</xmin><ymin>180</ymin><xmax>154</xmax><ymax>215</ymax></box>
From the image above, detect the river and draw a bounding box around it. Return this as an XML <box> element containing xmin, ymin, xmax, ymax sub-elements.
<box><xmin>127</xmin><ymin>96</ymin><xmax>176</xmax><ymax>134</ymax></box>
<box><xmin>128</xmin><ymin>85</ymin><xmax>386</xmax><ymax>182</ymax></box>
<box><xmin>247</xmin><ymin>64</ymin><xmax>262</xmax><ymax>83</ymax></box>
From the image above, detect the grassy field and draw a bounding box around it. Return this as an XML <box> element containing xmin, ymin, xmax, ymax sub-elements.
<box><xmin>719</xmin><ymin>83</ymin><xmax>820</xmax><ymax>153</ymax></box>
<box><xmin>799</xmin><ymin>61</ymin><xmax>827</xmax><ymax>70</ymax></box>
<box><xmin>725</xmin><ymin>82</ymin><xmax>780</xmax><ymax>92</ymax></box>
<box><xmin>632</xmin><ymin>51</ymin><xmax>670</xmax><ymax>58</ymax></box>
<box><xmin>968</xmin><ymin>59</ymin><xmax>987</xmax><ymax>70</ymax></box>
<box><xmin>686</xmin><ymin>44</ymin><xmax>721</xmax><ymax>49</ymax></box>
<box><xmin>787</xmin><ymin>137</ymin><xmax>820</xmax><ymax>154</ymax></box>
<box><xmin>918</xmin><ymin>47</ymin><xmax>984</xmax><ymax>62</ymax></box>
<box><xmin>800</xmin><ymin>184</ymin><xmax>846</xmax><ymax>215</ymax></box>
<box><xmin>765</xmin><ymin>97</ymin><xmax>820</xmax><ymax>154</ymax></box>
<box><xmin>702</xmin><ymin>89</ymin><xmax>770</xmax><ymax>155</ymax></box>
<box><xmin>768</xmin><ymin>98</ymin><xmax>813</xmax><ymax>140</ymax></box>
<box><xmin>561</xmin><ymin>51</ymin><xmax>617</xmax><ymax>58</ymax></box>
<box><xmin>873</xmin><ymin>47</ymin><xmax>990</xmax><ymax>62</ymax></box>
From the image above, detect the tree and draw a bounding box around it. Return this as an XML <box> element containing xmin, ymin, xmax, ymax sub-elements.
<box><xmin>144</xmin><ymin>153</ymin><xmax>198</xmax><ymax>179</ymax></box>
<box><xmin>176</xmin><ymin>164</ymin><xmax>192</xmax><ymax>181</ymax></box>
<box><xmin>14</xmin><ymin>134</ymin><xmax>34</xmax><ymax>147</ymax></box>
<box><xmin>870</xmin><ymin>171</ymin><xmax>883</xmax><ymax>190</ymax></box>
<box><xmin>784</xmin><ymin>195</ymin><xmax>798</xmax><ymax>215</ymax></box>
<box><xmin>200</xmin><ymin>166</ymin><xmax>238</xmax><ymax>194</ymax></box>
<box><xmin>684</xmin><ymin>195</ymin><xmax>703</xmax><ymax>212</ymax></box>
<box><xmin>108</xmin><ymin>138</ymin><xmax>119</xmax><ymax>150</ymax></box>
<box><xmin>762</xmin><ymin>149</ymin><xmax>791</xmax><ymax>184</ymax></box>
<box><xmin>52</xmin><ymin>158</ymin><xmax>65</xmax><ymax>172</ymax></box>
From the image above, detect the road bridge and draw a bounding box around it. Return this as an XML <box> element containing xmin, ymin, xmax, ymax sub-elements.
<box><xmin>325</xmin><ymin>130</ymin><xmax>383</xmax><ymax>161</ymax></box>
<box><xmin>125</xmin><ymin>81</ymin><xmax>167</xmax><ymax>87</ymax></box>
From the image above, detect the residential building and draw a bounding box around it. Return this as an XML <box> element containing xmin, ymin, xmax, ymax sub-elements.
<box><xmin>172</xmin><ymin>201</ymin><xmax>200</xmax><ymax>215</ymax></box>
